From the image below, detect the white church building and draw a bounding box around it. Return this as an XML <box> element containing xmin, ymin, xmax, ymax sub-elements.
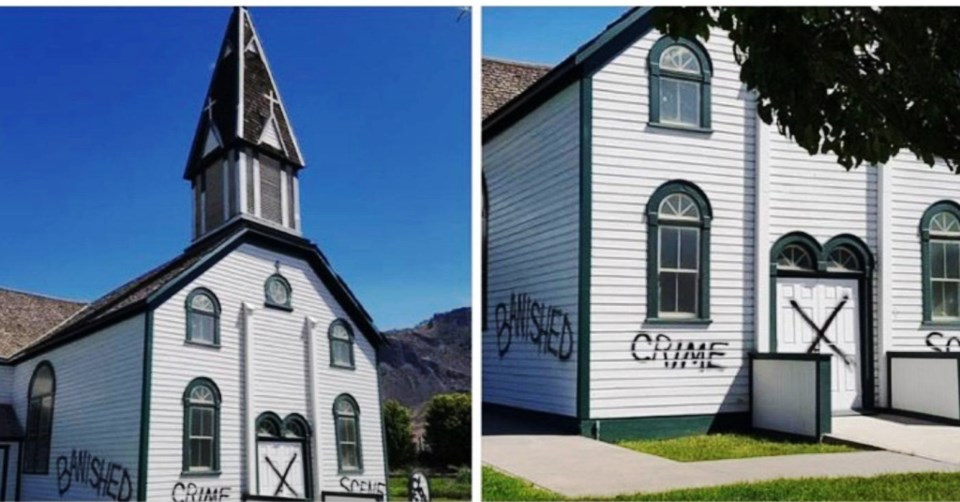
<box><xmin>0</xmin><ymin>8</ymin><xmax>387</xmax><ymax>501</ymax></box>
<box><xmin>483</xmin><ymin>7</ymin><xmax>960</xmax><ymax>441</ymax></box>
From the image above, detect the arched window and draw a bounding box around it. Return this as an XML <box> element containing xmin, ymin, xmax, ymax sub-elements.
<box><xmin>777</xmin><ymin>244</ymin><xmax>816</xmax><ymax>271</ymax></box>
<box><xmin>264</xmin><ymin>273</ymin><xmax>292</xmax><ymax>310</ymax></box>
<box><xmin>183</xmin><ymin>378</ymin><xmax>220</xmax><ymax>473</ymax></box>
<box><xmin>827</xmin><ymin>247</ymin><xmax>861</xmax><ymax>272</ymax></box>
<box><xmin>329</xmin><ymin>319</ymin><xmax>355</xmax><ymax>369</ymax></box>
<box><xmin>648</xmin><ymin>37</ymin><xmax>712</xmax><ymax>130</ymax></box>
<box><xmin>646</xmin><ymin>181</ymin><xmax>712</xmax><ymax>323</ymax></box>
<box><xmin>922</xmin><ymin>201</ymin><xmax>960</xmax><ymax>324</ymax></box>
<box><xmin>333</xmin><ymin>394</ymin><xmax>362</xmax><ymax>473</ymax></box>
<box><xmin>255</xmin><ymin>413</ymin><xmax>313</xmax><ymax>499</ymax></box>
<box><xmin>186</xmin><ymin>288</ymin><xmax>220</xmax><ymax>346</ymax></box>
<box><xmin>23</xmin><ymin>362</ymin><xmax>54</xmax><ymax>474</ymax></box>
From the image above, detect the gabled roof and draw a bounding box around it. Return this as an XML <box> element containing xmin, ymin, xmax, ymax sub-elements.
<box><xmin>0</xmin><ymin>288</ymin><xmax>86</xmax><ymax>358</ymax></box>
<box><xmin>483</xmin><ymin>7</ymin><xmax>653</xmax><ymax>142</ymax></box>
<box><xmin>184</xmin><ymin>7</ymin><xmax>305</xmax><ymax>180</ymax></box>
<box><xmin>482</xmin><ymin>58</ymin><xmax>552</xmax><ymax>119</ymax></box>
<box><xmin>4</xmin><ymin>218</ymin><xmax>383</xmax><ymax>363</ymax></box>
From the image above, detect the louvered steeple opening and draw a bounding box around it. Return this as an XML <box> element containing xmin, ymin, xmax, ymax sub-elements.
<box><xmin>185</xmin><ymin>7</ymin><xmax>306</xmax><ymax>242</ymax></box>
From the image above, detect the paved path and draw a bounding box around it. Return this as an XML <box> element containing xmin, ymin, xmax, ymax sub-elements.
<box><xmin>483</xmin><ymin>434</ymin><xmax>960</xmax><ymax>497</ymax></box>
<box><xmin>829</xmin><ymin>414</ymin><xmax>960</xmax><ymax>465</ymax></box>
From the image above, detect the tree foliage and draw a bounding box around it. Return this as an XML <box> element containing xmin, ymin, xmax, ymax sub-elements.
<box><xmin>423</xmin><ymin>392</ymin><xmax>471</xmax><ymax>467</ymax></box>
<box><xmin>652</xmin><ymin>7</ymin><xmax>960</xmax><ymax>170</ymax></box>
<box><xmin>383</xmin><ymin>400</ymin><xmax>417</xmax><ymax>470</ymax></box>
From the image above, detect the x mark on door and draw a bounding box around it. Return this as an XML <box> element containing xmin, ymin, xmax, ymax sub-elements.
<box><xmin>266</xmin><ymin>453</ymin><xmax>299</xmax><ymax>498</ymax></box>
<box><xmin>789</xmin><ymin>296</ymin><xmax>853</xmax><ymax>366</ymax></box>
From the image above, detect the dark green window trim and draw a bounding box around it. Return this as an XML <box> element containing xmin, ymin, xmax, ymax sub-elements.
<box><xmin>182</xmin><ymin>377</ymin><xmax>221</xmax><ymax>475</ymax></box>
<box><xmin>645</xmin><ymin>180</ymin><xmax>713</xmax><ymax>324</ymax></box>
<box><xmin>333</xmin><ymin>394</ymin><xmax>363</xmax><ymax>474</ymax></box>
<box><xmin>185</xmin><ymin>288</ymin><xmax>221</xmax><ymax>347</ymax></box>
<box><xmin>254</xmin><ymin>412</ymin><xmax>313</xmax><ymax>499</ymax></box>
<box><xmin>264</xmin><ymin>273</ymin><xmax>293</xmax><ymax>311</ymax></box>
<box><xmin>920</xmin><ymin>201</ymin><xmax>960</xmax><ymax>324</ymax></box>
<box><xmin>768</xmin><ymin>232</ymin><xmax>876</xmax><ymax>410</ymax></box>
<box><xmin>328</xmin><ymin>319</ymin><xmax>356</xmax><ymax>370</ymax></box>
<box><xmin>22</xmin><ymin>361</ymin><xmax>55</xmax><ymax>475</ymax></box>
<box><xmin>482</xmin><ymin>175</ymin><xmax>488</xmax><ymax>331</ymax></box>
<box><xmin>648</xmin><ymin>36</ymin><xmax>712</xmax><ymax>131</ymax></box>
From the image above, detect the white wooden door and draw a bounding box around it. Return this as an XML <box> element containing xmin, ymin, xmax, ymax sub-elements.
<box><xmin>776</xmin><ymin>277</ymin><xmax>861</xmax><ymax>412</ymax></box>
<box><xmin>257</xmin><ymin>441</ymin><xmax>306</xmax><ymax>499</ymax></box>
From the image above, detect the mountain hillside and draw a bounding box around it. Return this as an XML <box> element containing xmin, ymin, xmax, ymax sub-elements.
<box><xmin>379</xmin><ymin>307</ymin><xmax>471</xmax><ymax>417</ymax></box>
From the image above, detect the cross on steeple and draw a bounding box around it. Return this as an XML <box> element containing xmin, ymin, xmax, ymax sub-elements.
<box><xmin>204</xmin><ymin>97</ymin><xmax>217</xmax><ymax>122</ymax></box>
<box><xmin>264</xmin><ymin>90</ymin><xmax>281</xmax><ymax>114</ymax></box>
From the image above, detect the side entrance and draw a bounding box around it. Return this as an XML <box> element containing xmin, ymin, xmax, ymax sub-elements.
<box><xmin>770</xmin><ymin>232</ymin><xmax>875</xmax><ymax>413</ymax></box>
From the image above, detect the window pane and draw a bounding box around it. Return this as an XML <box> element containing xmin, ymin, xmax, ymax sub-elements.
<box><xmin>677</xmin><ymin>273</ymin><xmax>698</xmax><ymax>314</ymax></box>
<box><xmin>191</xmin><ymin>315</ymin><xmax>215</xmax><ymax>343</ymax></box>
<box><xmin>947</xmin><ymin>282</ymin><xmax>960</xmax><ymax>318</ymax></box>
<box><xmin>660</xmin><ymin>272</ymin><xmax>678</xmax><ymax>313</ymax></box>
<box><xmin>660</xmin><ymin>227</ymin><xmax>679</xmax><ymax>269</ymax></box>
<box><xmin>679</xmin><ymin>229</ymin><xmax>698</xmax><ymax>270</ymax></box>
<box><xmin>933</xmin><ymin>242</ymin><xmax>946</xmax><ymax>278</ymax></box>
<box><xmin>947</xmin><ymin>243</ymin><xmax>960</xmax><ymax>279</ymax></box>
<box><xmin>341</xmin><ymin>444</ymin><xmax>358</xmax><ymax>470</ymax></box>
<box><xmin>934</xmin><ymin>281</ymin><xmax>946</xmax><ymax>317</ymax></box>
<box><xmin>190</xmin><ymin>439</ymin><xmax>202</xmax><ymax>467</ymax></box>
<box><xmin>678</xmin><ymin>81</ymin><xmax>700</xmax><ymax>126</ymax></box>
<box><xmin>660</xmin><ymin>78</ymin><xmax>680</xmax><ymax>123</ymax></box>
<box><xmin>200</xmin><ymin>439</ymin><xmax>212</xmax><ymax>468</ymax></box>
<box><xmin>333</xmin><ymin>341</ymin><xmax>352</xmax><ymax>366</ymax></box>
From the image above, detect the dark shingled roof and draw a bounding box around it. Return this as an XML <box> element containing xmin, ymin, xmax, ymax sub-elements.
<box><xmin>184</xmin><ymin>7</ymin><xmax>304</xmax><ymax>180</ymax></box>
<box><xmin>0</xmin><ymin>405</ymin><xmax>23</xmax><ymax>440</ymax></box>
<box><xmin>482</xmin><ymin>58</ymin><xmax>552</xmax><ymax>119</ymax></box>
<box><xmin>0</xmin><ymin>288</ymin><xmax>86</xmax><ymax>358</ymax></box>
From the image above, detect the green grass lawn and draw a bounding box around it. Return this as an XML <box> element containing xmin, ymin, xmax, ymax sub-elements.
<box><xmin>617</xmin><ymin>433</ymin><xmax>858</xmax><ymax>462</ymax></box>
<box><xmin>483</xmin><ymin>466</ymin><xmax>960</xmax><ymax>501</ymax></box>
<box><xmin>388</xmin><ymin>471</ymin><xmax>471</xmax><ymax>500</ymax></box>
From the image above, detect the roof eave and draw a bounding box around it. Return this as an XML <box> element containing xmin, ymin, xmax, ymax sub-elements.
<box><xmin>482</xmin><ymin>7</ymin><xmax>654</xmax><ymax>143</ymax></box>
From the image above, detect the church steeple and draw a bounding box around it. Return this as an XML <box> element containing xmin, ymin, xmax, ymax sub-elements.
<box><xmin>186</xmin><ymin>7</ymin><xmax>306</xmax><ymax>241</ymax></box>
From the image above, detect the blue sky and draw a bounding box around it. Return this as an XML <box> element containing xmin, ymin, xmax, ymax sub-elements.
<box><xmin>0</xmin><ymin>7</ymin><xmax>470</xmax><ymax>330</ymax></box>
<box><xmin>483</xmin><ymin>7</ymin><xmax>627</xmax><ymax>65</ymax></box>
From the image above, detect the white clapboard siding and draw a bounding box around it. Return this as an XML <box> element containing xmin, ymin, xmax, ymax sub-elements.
<box><xmin>149</xmin><ymin>243</ymin><xmax>384</xmax><ymax>500</ymax></box>
<box><xmin>1</xmin><ymin>442</ymin><xmax>19</xmax><ymax>501</ymax></box>
<box><xmin>887</xmin><ymin>157</ymin><xmax>960</xmax><ymax>350</ymax></box>
<box><xmin>588</xmin><ymin>28</ymin><xmax>755</xmax><ymax>419</ymax></box>
<box><xmin>15</xmin><ymin>315</ymin><xmax>144</xmax><ymax>501</ymax></box>
<box><xmin>482</xmin><ymin>83</ymin><xmax>581</xmax><ymax>417</ymax></box>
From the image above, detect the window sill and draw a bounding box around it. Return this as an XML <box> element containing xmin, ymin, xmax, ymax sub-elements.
<box><xmin>180</xmin><ymin>470</ymin><xmax>222</xmax><ymax>477</ymax></box>
<box><xmin>921</xmin><ymin>320</ymin><xmax>960</xmax><ymax>329</ymax></box>
<box><xmin>264</xmin><ymin>302</ymin><xmax>294</xmax><ymax>312</ymax></box>
<box><xmin>647</xmin><ymin>122</ymin><xmax>713</xmax><ymax>135</ymax></box>
<box><xmin>644</xmin><ymin>317</ymin><xmax>713</xmax><ymax>326</ymax></box>
<box><xmin>338</xmin><ymin>468</ymin><xmax>364</xmax><ymax>476</ymax></box>
<box><xmin>330</xmin><ymin>363</ymin><xmax>356</xmax><ymax>371</ymax></box>
<box><xmin>184</xmin><ymin>340</ymin><xmax>221</xmax><ymax>349</ymax></box>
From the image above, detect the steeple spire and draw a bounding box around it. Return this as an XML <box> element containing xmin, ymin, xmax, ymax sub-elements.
<box><xmin>185</xmin><ymin>7</ymin><xmax>306</xmax><ymax>241</ymax></box>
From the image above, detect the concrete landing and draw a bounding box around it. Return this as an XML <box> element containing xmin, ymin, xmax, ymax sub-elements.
<box><xmin>483</xmin><ymin>434</ymin><xmax>960</xmax><ymax>497</ymax></box>
<box><xmin>829</xmin><ymin>413</ymin><xmax>960</xmax><ymax>465</ymax></box>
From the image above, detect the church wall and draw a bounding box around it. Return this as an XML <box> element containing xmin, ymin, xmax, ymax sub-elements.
<box><xmin>14</xmin><ymin>315</ymin><xmax>144</xmax><ymax>501</ymax></box>
<box><xmin>148</xmin><ymin>243</ymin><xmax>386</xmax><ymax>500</ymax></box>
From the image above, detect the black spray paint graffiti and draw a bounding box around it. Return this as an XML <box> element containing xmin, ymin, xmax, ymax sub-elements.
<box><xmin>631</xmin><ymin>333</ymin><xmax>728</xmax><ymax>370</ymax></box>
<box><xmin>56</xmin><ymin>449</ymin><xmax>133</xmax><ymax>501</ymax></box>
<box><xmin>495</xmin><ymin>292</ymin><xmax>574</xmax><ymax>360</ymax></box>
<box><xmin>265</xmin><ymin>454</ymin><xmax>299</xmax><ymax>498</ymax></box>
<box><xmin>926</xmin><ymin>332</ymin><xmax>960</xmax><ymax>352</ymax></box>
<box><xmin>340</xmin><ymin>476</ymin><xmax>387</xmax><ymax>496</ymax></box>
<box><xmin>171</xmin><ymin>482</ymin><xmax>231</xmax><ymax>502</ymax></box>
<box><xmin>789</xmin><ymin>296</ymin><xmax>853</xmax><ymax>366</ymax></box>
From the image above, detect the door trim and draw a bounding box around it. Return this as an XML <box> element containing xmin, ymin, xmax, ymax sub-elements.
<box><xmin>769</xmin><ymin>232</ymin><xmax>875</xmax><ymax>410</ymax></box>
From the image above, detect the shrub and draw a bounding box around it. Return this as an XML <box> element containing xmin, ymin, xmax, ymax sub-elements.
<box><xmin>423</xmin><ymin>392</ymin><xmax>471</xmax><ymax>467</ymax></box>
<box><xmin>383</xmin><ymin>399</ymin><xmax>417</xmax><ymax>470</ymax></box>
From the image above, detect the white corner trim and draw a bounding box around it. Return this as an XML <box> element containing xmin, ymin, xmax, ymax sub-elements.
<box><xmin>222</xmin><ymin>158</ymin><xmax>231</xmax><ymax>221</ymax></box>
<box><xmin>280</xmin><ymin>165</ymin><xmax>289</xmax><ymax>227</ymax></box>
<box><xmin>236</xmin><ymin>8</ymin><xmax>245</xmax><ymax>139</ymax></box>
<box><xmin>253</xmin><ymin>155</ymin><xmax>262</xmax><ymax>218</ymax></box>
<box><xmin>754</xmin><ymin>110</ymin><xmax>771</xmax><ymax>353</ymax></box>
<box><xmin>241</xmin><ymin>302</ymin><xmax>258</xmax><ymax>496</ymax></box>
<box><xmin>304</xmin><ymin>316</ymin><xmax>322</xmax><ymax>493</ymax></box>
<box><xmin>292</xmin><ymin>173</ymin><xmax>301</xmax><ymax>231</ymax></box>
<box><xmin>237</xmin><ymin>150</ymin><xmax>248</xmax><ymax>215</ymax></box>
<box><xmin>877</xmin><ymin>163</ymin><xmax>893</xmax><ymax>407</ymax></box>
